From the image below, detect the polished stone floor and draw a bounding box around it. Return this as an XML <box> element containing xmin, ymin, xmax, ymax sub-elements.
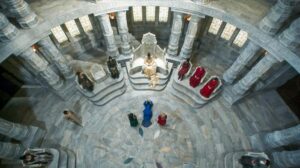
<box><xmin>1</xmin><ymin>46</ymin><xmax>298</xmax><ymax>167</ymax></box>
<box><xmin>5</xmin><ymin>67</ymin><xmax>294</xmax><ymax>168</ymax></box>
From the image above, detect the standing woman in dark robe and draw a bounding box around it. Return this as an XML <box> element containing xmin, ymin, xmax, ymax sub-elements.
<box><xmin>178</xmin><ymin>58</ymin><xmax>191</xmax><ymax>81</ymax></box>
<box><xmin>76</xmin><ymin>71</ymin><xmax>94</xmax><ymax>92</ymax></box>
<box><xmin>107</xmin><ymin>56</ymin><xmax>119</xmax><ymax>79</ymax></box>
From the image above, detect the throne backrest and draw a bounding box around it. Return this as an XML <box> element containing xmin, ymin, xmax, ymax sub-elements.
<box><xmin>132</xmin><ymin>32</ymin><xmax>166</xmax><ymax>62</ymax></box>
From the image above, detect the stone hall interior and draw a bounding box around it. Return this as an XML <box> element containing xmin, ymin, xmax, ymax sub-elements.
<box><xmin>0</xmin><ymin>0</ymin><xmax>300</xmax><ymax>168</ymax></box>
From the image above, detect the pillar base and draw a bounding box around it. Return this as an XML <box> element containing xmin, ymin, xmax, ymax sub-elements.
<box><xmin>222</xmin><ymin>86</ymin><xmax>247</xmax><ymax>105</ymax></box>
<box><xmin>249</xmin><ymin>133</ymin><xmax>267</xmax><ymax>152</ymax></box>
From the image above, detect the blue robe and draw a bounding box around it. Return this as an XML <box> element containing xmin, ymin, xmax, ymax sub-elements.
<box><xmin>142</xmin><ymin>100</ymin><xmax>153</xmax><ymax>127</ymax></box>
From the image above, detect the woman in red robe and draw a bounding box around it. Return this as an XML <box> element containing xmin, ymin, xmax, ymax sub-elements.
<box><xmin>157</xmin><ymin>113</ymin><xmax>167</xmax><ymax>126</ymax></box>
<box><xmin>178</xmin><ymin>58</ymin><xmax>191</xmax><ymax>81</ymax></box>
<box><xmin>189</xmin><ymin>67</ymin><xmax>206</xmax><ymax>88</ymax></box>
<box><xmin>200</xmin><ymin>77</ymin><xmax>219</xmax><ymax>98</ymax></box>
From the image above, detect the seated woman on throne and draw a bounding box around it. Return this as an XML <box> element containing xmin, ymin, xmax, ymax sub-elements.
<box><xmin>143</xmin><ymin>53</ymin><xmax>159</xmax><ymax>88</ymax></box>
<box><xmin>143</xmin><ymin>53</ymin><xmax>157</xmax><ymax>79</ymax></box>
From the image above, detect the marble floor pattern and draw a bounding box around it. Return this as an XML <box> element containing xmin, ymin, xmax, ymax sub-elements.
<box><xmin>8</xmin><ymin>66</ymin><xmax>295</xmax><ymax>168</ymax></box>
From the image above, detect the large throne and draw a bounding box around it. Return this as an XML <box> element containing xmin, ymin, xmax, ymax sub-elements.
<box><xmin>129</xmin><ymin>32</ymin><xmax>169</xmax><ymax>75</ymax></box>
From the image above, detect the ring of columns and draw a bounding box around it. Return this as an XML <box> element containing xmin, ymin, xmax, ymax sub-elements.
<box><xmin>0</xmin><ymin>0</ymin><xmax>300</xmax><ymax>168</ymax></box>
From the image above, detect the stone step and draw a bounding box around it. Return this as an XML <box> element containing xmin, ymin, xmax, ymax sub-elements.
<box><xmin>65</xmin><ymin>149</ymin><xmax>76</xmax><ymax>168</ymax></box>
<box><xmin>76</xmin><ymin>72</ymin><xmax>124</xmax><ymax>98</ymax></box>
<box><xmin>128</xmin><ymin>75</ymin><xmax>169</xmax><ymax>86</ymax></box>
<box><xmin>89</xmin><ymin>78</ymin><xmax>125</xmax><ymax>102</ymax></box>
<box><xmin>171</xmin><ymin>80</ymin><xmax>206</xmax><ymax>108</ymax></box>
<box><xmin>94</xmin><ymin>85</ymin><xmax>127</xmax><ymax>106</ymax></box>
<box><xmin>224</xmin><ymin>152</ymin><xmax>246</xmax><ymax>168</ymax></box>
<box><xmin>58</xmin><ymin>148</ymin><xmax>68</xmax><ymax>168</ymax></box>
<box><xmin>170</xmin><ymin>84</ymin><xmax>202</xmax><ymax>108</ymax></box>
<box><xmin>131</xmin><ymin>82</ymin><xmax>167</xmax><ymax>91</ymax></box>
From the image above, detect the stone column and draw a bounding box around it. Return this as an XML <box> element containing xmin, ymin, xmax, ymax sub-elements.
<box><xmin>96</xmin><ymin>14</ymin><xmax>119</xmax><ymax>58</ymax></box>
<box><xmin>4</xmin><ymin>0</ymin><xmax>38</xmax><ymax>28</ymax></box>
<box><xmin>272</xmin><ymin>150</ymin><xmax>300</xmax><ymax>168</ymax></box>
<box><xmin>60</xmin><ymin>24</ymin><xmax>74</xmax><ymax>43</ymax></box>
<box><xmin>0</xmin><ymin>118</ymin><xmax>41</xmax><ymax>147</ymax></box>
<box><xmin>0</xmin><ymin>142</ymin><xmax>24</xmax><ymax>159</ymax></box>
<box><xmin>116</xmin><ymin>10</ymin><xmax>132</xmax><ymax>56</ymax></box>
<box><xmin>37</xmin><ymin>36</ymin><xmax>74</xmax><ymax>79</ymax></box>
<box><xmin>223</xmin><ymin>42</ymin><xmax>261</xmax><ymax>84</ymax></box>
<box><xmin>223</xmin><ymin>0</ymin><xmax>297</xmax><ymax>84</ymax></box>
<box><xmin>179</xmin><ymin>15</ymin><xmax>201</xmax><ymax>59</ymax></box>
<box><xmin>19</xmin><ymin>47</ymin><xmax>63</xmax><ymax>90</ymax></box>
<box><xmin>259</xmin><ymin>0</ymin><xmax>298</xmax><ymax>35</ymax></box>
<box><xmin>74</xmin><ymin>18</ymin><xmax>87</xmax><ymax>38</ymax></box>
<box><xmin>263</xmin><ymin>124</ymin><xmax>300</xmax><ymax>149</ymax></box>
<box><xmin>232</xmin><ymin>54</ymin><xmax>278</xmax><ymax>96</ymax></box>
<box><xmin>0</xmin><ymin>12</ymin><xmax>18</xmax><ymax>42</ymax></box>
<box><xmin>278</xmin><ymin>17</ymin><xmax>300</xmax><ymax>51</ymax></box>
<box><xmin>167</xmin><ymin>12</ymin><xmax>183</xmax><ymax>57</ymax></box>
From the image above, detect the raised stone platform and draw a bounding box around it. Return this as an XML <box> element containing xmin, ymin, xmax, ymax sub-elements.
<box><xmin>126</xmin><ymin>61</ymin><xmax>173</xmax><ymax>91</ymax></box>
<box><xmin>171</xmin><ymin>69</ymin><xmax>222</xmax><ymax>108</ymax></box>
<box><xmin>75</xmin><ymin>72</ymin><xmax>126</xmax><ymax>106</ymax></box>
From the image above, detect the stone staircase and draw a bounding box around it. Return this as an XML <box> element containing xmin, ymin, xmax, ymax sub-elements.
<box><xmin>76</xmin><ymin>71</ymin><xmax>126</xmax><ymax>106</ymax></box>
<box><xmin>44</xmin><ymin>148</ymin><xmax>76</xmax><ymax>168</ymax></box>
<box><xmin>171</xmin><ymin>75</ymin><xmax>207</xmax><ymax>108</ymax></box>
<box><xmin>126</xmin><ymin>62</ymin><xmax>173</xmax><ymax>91</ymax></box>
<box><xmin>224</xmin><ymin>152</ymin><xmax>245</xmax><ymax>168</ymax></box>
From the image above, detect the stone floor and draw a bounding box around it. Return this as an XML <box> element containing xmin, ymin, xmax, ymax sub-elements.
<box><xmin>0</xmin><ymin>66</ymin><xmax>296</xmax><ymax>168</ymax></box>
<box><xmin>1</xmin><ymin>46</ymin><xmax>299</xmax><ymax>167</ymax></box>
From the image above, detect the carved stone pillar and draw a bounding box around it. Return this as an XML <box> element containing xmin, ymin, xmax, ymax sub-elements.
<box><xmin>272</xmin><ymin>150</ymin><xmax>300</xmax><ymax>168</ymax></box>
<box><xmin>259</xmin><ymin>0</ymin><xmax>297</xmax><ymax>35</ymax></box>
<box><xmin>60</xmin><ymin>24</ymin><xmax>74</xmax><ymax>43</ymax></box>
<box><xmin>0</xmin><ymin>142</ymin><xmax>24</xmax><ymax>160</ymax></box>
<box><xmin>232</xmin><ymin>54</ymin><xmax>278</xmax><ymax>96</ymax></box>
<box><xmin>4</xmin><ymin>0</ymin><xmax>38</xmax><ymax>28</ymax></box>
<box><xmin>0</xmin><ymin>118</ymin><xmax>41</xmax><ymax>147</ymax></box>
<box><xmin>0</xmin><ymin>12</ymin><xmax>18</xmax><ymax>42</ymax></box>
<box><xmin>179</xmin><ymin>15</ymin><xmax>201</xmax><ymax>59</ymax></box>
<box><xmin>37</xmin><ymin>36</ymin><xmax>74</xmax><ymax>79</ymax></box>
<box><xmin>96</xmin><ymin>14</ymin><xmax>119</xmax><ymax>58</ymax></box>
<box><xmin>116</xmin><ymin>10</ymin><xmax>132</xmax><ymax>56</ymax></box>
<box><xmin>74</xmin><ymin>18</ymin><xmax>87</xmax><ymax>38</ymax></box>
<box><xmin>223</xmin><ymin>41</ymin><xmax>261</xmax><ymax>84</ymax></box>
<box><xmin>19</xmin><ymin>47</ymin><xmax>63</xmax><ymax>90</ymax></box>
<box><xmin>167</xmin><ymin>12</ymin><xmax>184</xmax><ymax>57</ymax></box>
<box><xmin>278</xmin><ymin>17</ymin><xmax>300</xmax><ymax>51</ymax></box>
<box><xmin>263</xmin><ymin>124</ymin><xmax>300</xmax><ymax>149</ymax></box>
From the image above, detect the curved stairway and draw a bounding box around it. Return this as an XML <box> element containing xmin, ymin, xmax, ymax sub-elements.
<box><xmin>171</xmin><ymin>67</ymin><xmax>222</xmax><ymax>108</ymax></box>
<box><xmin>48</xmin><ymin>148</ymin><xmax>76</xmax><ymax>168</ymax></box>
<box><xmin>76</xmin><ymin>72</ymin><xmax>126</xmax><ymax>106</ymax></box>
<box><xmin>126</xmin><ymin>62</ymin><xmax>173</xmax><ymax>91</ymax></box>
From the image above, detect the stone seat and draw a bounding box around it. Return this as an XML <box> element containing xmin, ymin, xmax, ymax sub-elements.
<box><xmin>129</xmin><ymin>32</ymin><xmax>168</xmax><ymax>76</ymax></box>
<box><xmin>189</xmin><ymin>66</ymin><xmax>207</xmax><ymax>88</ymax></box>
<box><xmin>199</xmin><ymin>76</ymin><xmax>222</xmax><ymax>101</ymax></box>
